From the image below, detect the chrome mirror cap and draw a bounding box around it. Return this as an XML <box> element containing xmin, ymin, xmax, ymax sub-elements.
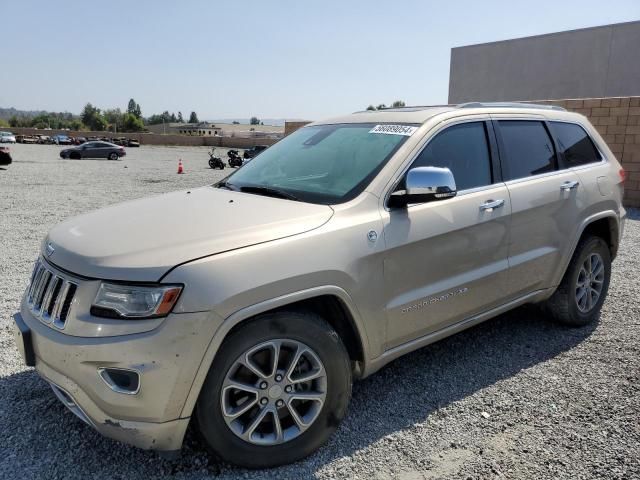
<box><xmin>390</xmin><ymin>166</ymin><xmax>457</xmax><ymax>207</ymax></box>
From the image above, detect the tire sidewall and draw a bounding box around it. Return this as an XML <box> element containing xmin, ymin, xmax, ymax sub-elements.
<box><xmin>196</xmin><ymin>312</ymin><xmax>352</xmax><ymax>468</ymax></box>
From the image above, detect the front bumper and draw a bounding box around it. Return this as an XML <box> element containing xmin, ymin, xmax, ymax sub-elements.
<box><xmin>12</xmin><ymin>307</ymin><xmax>217</xmax><ymax>452</ymax></box>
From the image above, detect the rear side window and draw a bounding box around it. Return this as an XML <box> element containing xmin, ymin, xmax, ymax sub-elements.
<box><xmin>497</xmin><ymin>121</ymin><xmax>557</xmax><ymax>181</ymax></box>
<box><xmin>550</xmin><ymin>122</ymin><xmax>601</xmax><ymax>167</ymax></box>
<box><xmin>411</xmin><ymin>122</ymin><xmax>492</xmax><ymax>190</ymax></box>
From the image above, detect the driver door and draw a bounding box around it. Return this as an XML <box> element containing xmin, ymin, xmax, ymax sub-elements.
<box><xmin>380</xmin><ymin>120</ymin><xmax>512</xmax><ymax>350</ymax></box>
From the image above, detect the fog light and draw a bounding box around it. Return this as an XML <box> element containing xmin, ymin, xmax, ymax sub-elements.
<box><xmin>98</xmin><ymin>368</ymin><xmax>140</xmax><ymax>395</ymax></box>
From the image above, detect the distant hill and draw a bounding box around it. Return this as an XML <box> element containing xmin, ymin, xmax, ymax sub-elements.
<box><xmin>0</xmin><ymin>107</ymin><xmax>50</xmax><ymax>120</ymax></box>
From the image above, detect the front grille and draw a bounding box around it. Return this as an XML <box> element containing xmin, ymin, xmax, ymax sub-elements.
<box><xmin>27</xmin><ymin>260</ymin><xmax>78</xmax><ymax>329</ymax></box>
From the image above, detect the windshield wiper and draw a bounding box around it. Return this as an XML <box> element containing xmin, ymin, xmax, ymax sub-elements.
<box><xmin>239</xmin><ymin>185</ymin><xmax>300</xmax><ymax>201</ymax></box>
<box><xmin>217</xmin><ymin>180</ymin><xmax>238</xmax><ymax>191</ymax></box>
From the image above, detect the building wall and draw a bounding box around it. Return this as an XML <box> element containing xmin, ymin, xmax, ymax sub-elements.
<box><xmin>524</xmin><ymin>97</ymin><xmax>640</xmax><ymax>207</ymax></box>
<box><xmin>284</xmin><ymin>121</ymin><xmax>312</xmax><ymax>136</ymax></box>
<box><xmin>449</xmin><ymin>21</ymin><xmax>640</xmax><ymax>104</ymax></box>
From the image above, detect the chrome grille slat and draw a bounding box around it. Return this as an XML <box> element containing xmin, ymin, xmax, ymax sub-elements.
<box><xmin>25</xmin><ymin>260</ymin><xmax>78</xmax><ymax>330</ymax></box>
<box><xmin>28</xmin><ymin>264</ymin><xmax>45</xmax><ymax>304</ymax></box>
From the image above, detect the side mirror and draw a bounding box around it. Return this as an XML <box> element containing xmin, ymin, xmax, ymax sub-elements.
<box><xmin>389</xmin><ymin>166</ymin><xmax>457</xmax><ymax>208</ymax></box>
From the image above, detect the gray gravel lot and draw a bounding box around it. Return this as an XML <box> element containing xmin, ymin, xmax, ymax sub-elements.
<box><xmin>1</xmin><ymin>143</ymin><xmax>639</xmax><ymax>479</ymax></box>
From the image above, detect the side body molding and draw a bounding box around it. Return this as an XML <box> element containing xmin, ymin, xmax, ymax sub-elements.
<box><xmin>179</xmin><ymin>285</ymin><xmax>370</xmax><ymax>418</ymax></box>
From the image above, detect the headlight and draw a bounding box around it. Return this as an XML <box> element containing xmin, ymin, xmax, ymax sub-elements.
<box><xmin>91</xmin><ymin>283</ymin><xmax>182</xmax><ymax>319</ymax></box>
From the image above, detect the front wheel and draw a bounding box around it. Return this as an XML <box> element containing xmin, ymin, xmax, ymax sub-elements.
<box><xmin>544</xmin><ymin>235</ymin><xmax>611</xmax><ymax>326</ymax></box>
<box><xmin>108</xmin><ymin>152</ymin><xmax>118</xmax><ymax>160</ymax></box>
<box><xmin>195</xmin><ymin>311</ymin><xmax>352</xmax><ymax>468</ymax></box>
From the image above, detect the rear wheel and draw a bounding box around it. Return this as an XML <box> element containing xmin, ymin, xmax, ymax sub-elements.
<box><xmin>544</xmin><ymin>235</ymin><xmax>611</xmax><ymax>326</ymax></box>
<box><xmin>196</xmin><ymin>311</ymin><xmax>352</xmax><ymax>468</ymax></box>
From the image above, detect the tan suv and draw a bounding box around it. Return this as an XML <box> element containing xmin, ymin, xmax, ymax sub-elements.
<box><xmin>13</xmin><ymin>103</ymin><xmax>626</xmax><ymax>467</ymax></box>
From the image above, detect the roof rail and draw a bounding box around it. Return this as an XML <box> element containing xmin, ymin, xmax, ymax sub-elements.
<box><xmin>457</xmin><ymin>102</ymin><xmax>566</xmax><ymax>112</ymax></box>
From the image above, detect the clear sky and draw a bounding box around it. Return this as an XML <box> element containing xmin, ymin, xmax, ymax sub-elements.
<box><xmin>2</xmin><ymin>0</ymin><xmax>639</xmax><ymax>121</ymax></box>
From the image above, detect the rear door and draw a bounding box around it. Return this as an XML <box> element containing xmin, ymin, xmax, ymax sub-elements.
<box><xmin>493</xmin><ymin>117</ymin><xmax>585</xmax><ymax>297</ymax></box>
<box><xmin>381</xmin><ymin>119</ymin><xmax>512</xmax><ymax>349</ymax></box>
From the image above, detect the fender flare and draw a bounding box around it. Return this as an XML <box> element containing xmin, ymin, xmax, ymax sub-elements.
<box><xmin>179</xmin><ymin>285</ymin><xmax>370</xmax><ymax>418</ymax></box>
<box><xmin>551</xmin><ymin>209</ymin><xmax>620</xmax><ymax>288</ymax></box>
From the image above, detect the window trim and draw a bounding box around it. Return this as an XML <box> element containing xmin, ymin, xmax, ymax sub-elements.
<box><xmin>547</xmin><ymin>120</ymin><xmax>605</xmax><ymax>170</ymax></box>
<box><xmin>383</xmin><ymin>118</ymin><xmax>501</xmax><ymax>210</ymax></box>
<box><xmin>492</xmin><ymin>119</ymin><xmax>560</xmax><ymax>183</ymax></box>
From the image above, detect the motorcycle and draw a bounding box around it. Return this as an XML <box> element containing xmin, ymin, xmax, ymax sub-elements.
<box><xmin>227</xmin><ymin>149</ymin><xmax>243</xmax><ymax>168</ymax></box>
<box><xmin>208</xmin><ymin>148</ymin><xmax>225</xmax><ymax>170</ymax></box>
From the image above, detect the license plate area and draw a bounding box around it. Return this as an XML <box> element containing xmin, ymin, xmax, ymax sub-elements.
<box><xmin>13</xmin><ymin>313</ymin><xmax>36</xmax><ymax>367</ymax></box>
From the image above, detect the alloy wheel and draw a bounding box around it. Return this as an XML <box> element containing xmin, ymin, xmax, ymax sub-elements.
<box><xmin>575</xmin><ymin>252</ymin><xmax>605</xmax><ymax>313</ymax></box>
<box><xmin>220</xmin><ymin>339</ymin><xmax>327</xmax><ymax>446</ymax></box>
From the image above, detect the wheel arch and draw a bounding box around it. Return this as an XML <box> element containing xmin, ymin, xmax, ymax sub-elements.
<box><xmin>179</xmin><ymin>285</ymin><xmax>369</xmax><ymax>419</ymax></box>
<box><xmin>551</xmin><ymin>210</ymin><xmax>620</xmax><ymax>288</ymax></box>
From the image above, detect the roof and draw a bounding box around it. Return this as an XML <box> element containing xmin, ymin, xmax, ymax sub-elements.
<box><xmin>312</xmin><ymin>103</ymin><xmax>574</xmax><ymax>126</ymax></box>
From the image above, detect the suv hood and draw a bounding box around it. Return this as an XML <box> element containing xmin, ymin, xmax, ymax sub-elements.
<box><xmin>45</xmin><ymin>187</ymin><xmax>333</xmax><ymax>281</ymax></box>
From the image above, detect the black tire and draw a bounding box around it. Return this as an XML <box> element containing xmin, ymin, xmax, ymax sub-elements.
<box><xmin>69</xmin><ymin>152</ymin><xmax>81</xmax><ymax>160</ymax></box>
<box><xmin>544</xmin><ymin>235</ymin><xmax>611</xmax><ymax>326</ymax></box>
<box><xmin>195</xmin><ymin>311</ymin><xmax>352</xmax><ymax>468</ymax></box>
<box><xmin>108</xmin><ymin>152</ymin><xmax>118</xmax><ymax>160</ymax></box>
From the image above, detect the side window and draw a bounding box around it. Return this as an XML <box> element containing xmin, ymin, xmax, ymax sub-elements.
<box><xmin>497</xmin><ymin>121</ymin><xmax>557</xmax><ymax>180</ymax></box>
<box><xmin>550</xmin><ymin>121</ymin><xmax>601</xmax><ymax>167</ymax></box>
<box><xmin>411</xmin><ymin>122</ymin><xmax>492</xmax><ymax>190</ymax></box>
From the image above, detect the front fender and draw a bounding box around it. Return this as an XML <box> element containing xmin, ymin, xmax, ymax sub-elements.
<box><xmin>178</xmin><ymin>285</ymin><xmax>370</xmax><ymax>419</ymax></box>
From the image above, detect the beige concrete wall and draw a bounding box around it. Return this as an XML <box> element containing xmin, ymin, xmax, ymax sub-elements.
<box><xmin>6</xmin><ymin>127</ymin><xmax>278</xmax><ymax>148</ymax></box>
<box><xmin>525</xmin><ymin>96</ymin><xmax>640</xmax><ymax>207</ymax></box>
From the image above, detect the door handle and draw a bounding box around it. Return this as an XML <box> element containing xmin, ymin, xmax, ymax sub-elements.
<box><xmin>560</xmin><ymin>180</ymin><xmax>579</xmax><ymax>191</ymax></box>
<box><xmin>479</xmin><ymin>199</ymin><xmax>505</xmax><ymax>212</ymax></box>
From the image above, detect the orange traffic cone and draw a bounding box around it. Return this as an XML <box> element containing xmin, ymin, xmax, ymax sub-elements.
<box><xmin>177</xmin><ymin>159</ymin><xmax>184</xmax><ymax>174</ymax></box>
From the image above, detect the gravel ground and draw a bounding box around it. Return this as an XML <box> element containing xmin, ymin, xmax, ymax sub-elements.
<box><xmin>1</xmin><ymin>143</ymin><xmax>639</xmax><ymax>479</ymax></box>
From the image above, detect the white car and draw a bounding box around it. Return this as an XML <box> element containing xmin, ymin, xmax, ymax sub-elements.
<box><xmin>0</xmin><ymin>131</ymin><xmax>16</xmax><ymax>143</ymax></box>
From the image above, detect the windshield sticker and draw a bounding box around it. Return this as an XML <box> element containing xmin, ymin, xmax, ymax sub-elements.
<box><xmin>369</xmin><ymin>125</ymin><xmax>418</xmax><ymax>136</ymax></box>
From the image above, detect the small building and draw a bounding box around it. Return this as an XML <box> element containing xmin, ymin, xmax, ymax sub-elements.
<box><xmin>176</xmin><ymin>123</ymin><xmax>221</xmax><ymax>136</ymax></box>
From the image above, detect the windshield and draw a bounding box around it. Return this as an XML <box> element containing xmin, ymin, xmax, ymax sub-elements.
<box><xmin>220</xmin><ymin>123</ymin><xmax>415</xmax><ymax>204</ymax></box>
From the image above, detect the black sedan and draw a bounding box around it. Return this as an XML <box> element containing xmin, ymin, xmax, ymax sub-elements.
<box><xmin>0</xmin><ymin>146</ymin><xmax>12</xmax><ymax>166</ymax></box>
<box><xmin>60</xmin><ymin>141</ymin><xmax>126</xmax><ymax>160</ymax></box>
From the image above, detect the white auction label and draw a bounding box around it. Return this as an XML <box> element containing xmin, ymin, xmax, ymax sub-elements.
<box><xmin>369</xmin><ymin>124</ymin><xmax>418</xmax><ymax>136</ymax></box>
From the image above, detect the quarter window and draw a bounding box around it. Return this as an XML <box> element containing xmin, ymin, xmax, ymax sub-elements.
<box><xmin>550</xmin><ymin>122</ymin><xmax>601</xmax><ymax>167</ymax></box>
<box><xmin>497</xmin><ymin>121</ymin><xmax>557</xmax><ymax>180</ymax></box>
<box><xmin>411</xmin><ymin>122</ymin><xmax>492</xmax><ymax>190</ymax></box>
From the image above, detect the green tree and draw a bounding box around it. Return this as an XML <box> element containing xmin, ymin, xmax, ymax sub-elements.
<box><xmin>366</xmin><ymin>105</ymin><xmax>376</xmax><ymax>111</ymax></box>
<box><xmin>391</xmin><ymin>100</ymin><xmax>406</xmax><ymax>108</ymax></box>
<box><xmin>122</xmin><ymin>113</ymin><xmax>144</xmax><ymax>132</ymax></box>
<box><xmin>104</xmin><ymin>108</ymin><xmax>123</xmax><ymax>131</ymax></box>
<box><xmin>127</xmin><ymin>99</ymin><xmax>142</xmax><ymax>118</ymax></box>
<box><xmin>376</xmin><ymin>104</ymin><xmax>387</xmax><ymax>110</ymax></box>
<box><xmin>189</xmin><ymin>111</ymin><xmax>199</xmax><ymax>123</ymax></box>
<box><xmin>81</xmin><ymin>103</ymin><xmax>107</xmax><ymax>131</ymax></box>
<box><xmin>0</xmin><ymin>118</ymin><xmax>9</xmax><ymax>128</ymax></box>
<box><xmin>250</xmin><ymin>116</ymin><xmax>260</xmax><ymax>125</ymax></box>
<box><xmin>177</xmin><ymin>111</ymin><xmax>184</xmax><ymax>123</ymax></box>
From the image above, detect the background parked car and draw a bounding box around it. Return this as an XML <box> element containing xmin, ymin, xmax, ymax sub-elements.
<box><xmin>36</xmin><ymin>135</ymin><xmax>51</xmax><ymax>144</ymax></box>
<box><xmin>0</xmin><ymin>131</ymin><xmax>16</xmax><ymax>143</ymax></box>
<box><xmin>51</xmin><ymin>134</ymin><xmax>72</xmax><ymax>145</ymax></box>
<box><xmin>60</xmin><ymin>141</ymin><xmax>126</xmax><ymax>160</ymax></box>
<box><xmin>127</xmin><ymin>139</ymin><xmax>140</xmax><ymax>147</ymax></box>
<box><xmin>16</xmin><ymin>135</ymin><xmax>37</xmax><ymax>144</ymax></box>
<box><xmin>243</xmin><ymin>145</ymin><xmax>268</xmax><ymax>159</ymax></box>
<box><xmin>0</xmin><ymin>146</ymin><xmax>11</xmax><ymax>166</ymax></box>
